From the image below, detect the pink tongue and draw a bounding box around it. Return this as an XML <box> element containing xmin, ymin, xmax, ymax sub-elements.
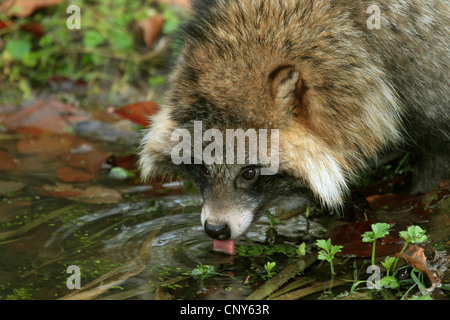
<box><xmin>213</xmin><ymin>239</ymin><xmax>236</xmax><ymax>255</ymax></box>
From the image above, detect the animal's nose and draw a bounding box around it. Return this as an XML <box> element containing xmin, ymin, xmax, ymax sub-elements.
<box><xmin>204</xmin><ymin>220</ymin><xmax>231</xmax><ymax>240</ymax></box>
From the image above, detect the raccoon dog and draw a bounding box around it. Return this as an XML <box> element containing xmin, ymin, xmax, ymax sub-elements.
<box><xmin>139</xmin><ymin>0</ymin><xmax>449</xmax><ymax>253</ymax></box>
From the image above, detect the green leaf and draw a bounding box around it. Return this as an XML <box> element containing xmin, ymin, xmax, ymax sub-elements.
<box><xmin>189</xmin><ymin>264</ymin><xmax>216</xmax><ymax>280</ymax></box>
<box><xmin>316</xmin><ymin>239</ymin><xmax>342</xmax><ymax>263</ymax></box>
<box><xmin>6</xmin><ymin>38</ymin><xmax>32</xmax><ymax>60</ymax></box>
<box><xmin>371</xmin><ymin>223</ymin><xmax>390</xmax><ymax>239</ymax></box>
<box><xmin>316</xmin><ymin>239</ymin><xmax>331</xmax><ymax>251</ymax></box>
<box><xmin>362</xmin><ymin>231</ymin><xmax>375</xmax><ymax>242</ymax></box>
<box><xmin>264</xmin><ymin>262</ymin><xmax>276</xmax><ymax>273</ymax></box>
<box><xmin>296</xmin><ymin>242</ymin><xmax>306</xmax><ymax>256</ymax></box>
<box><xmin>83</xmin><ymin>30</ymin><xmax>105</xmax><ymax>48</ymax></box>
<box><xmin>81</xmin><ymin>53</ymin><xmax>102</xmax><ymax>67</ymax></box>
<box><xmin>318</xmin><ymin>251</ymin><xmax>329</xmax><ymax>262</ymax></box>
<box><xmin>162</xmin><ymin>8</ymin><xmax>181</xmax><ymax>34</ymax></box>
<box><xmin>109</xmin><ymin>167</ymin><xmax>135</xmax><ymax>180</ymax></box>
<box><xmin>39</xmin><ymin>34</ymin><xmax>53</xmax><ymax>47</ymax></box>
<box><xmin>109</xmin><ymin>30</ymin><xmax>133</xmax><ymax>50</ymax></box>
<box><xmin>381</xmin><ymin>256</ymin><xmax>396</xmax><ymax>270</ymax></box>
<box><xmin>399</xmin><ymin>225</ymin><xmax>427</xmax><ymax>244</ymax></box>
<box><xmin>362</xmin><ymin>223</ymin><xmax>390</xmax><ymax>242</ymax></box>
<box><xmin>380</xmin><ymin>276</ymin><xmax>399</xmax><ymax>289</ymax></box>
<box><xmin>330</xmin><ymin>245</ymin><xmax>343</xmax><ymax>256</ymax></box>
<box><xmin>21</xmin><ymin>52</ymin><xmax>38</xmax><ymax>67</ymax></box>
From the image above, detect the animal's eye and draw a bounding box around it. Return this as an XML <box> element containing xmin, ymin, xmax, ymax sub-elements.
<box><xmin>242</xmin><ymin>168</ymin><xmax>259</xmax><ymax>181</ymax></box>
<box><xmin>200</xmin><ymin>165</ymin><xmax>210</xmax><ymax>176</ymax></box>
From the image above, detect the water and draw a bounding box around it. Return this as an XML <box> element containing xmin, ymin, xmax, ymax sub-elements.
<box><xmin>0</xmin><ymin>182</ymin><xmax>327</xmax><ymax>300</ymax></box>
<box><xmin>0</xmin><ymin>111</ymin><xmax>326</xmax><ymax>300</ymax></box>
<box><xmin>0</xmin><ymin>122</ymin><xmax>447</xmax><ymax>300</ymax></box>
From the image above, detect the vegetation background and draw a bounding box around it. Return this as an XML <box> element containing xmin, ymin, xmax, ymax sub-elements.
<box><xmin>0</xmin><ymin>0</ymin><xmax>189</xmax><ymax>107</ymax></box>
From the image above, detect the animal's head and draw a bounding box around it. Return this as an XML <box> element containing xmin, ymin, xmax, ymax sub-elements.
<box><xmin>138</xmin><ymin>62</ymin><xmax>349</xmax><ymax>250</ymax></box>
<box><xmin>139</xmin><ymin>0</ymin><xmax>402</xmax><ymax>253</ymax></box>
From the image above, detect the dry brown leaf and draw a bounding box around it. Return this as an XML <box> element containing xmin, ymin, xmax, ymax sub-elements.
<box><xmin>16</xmin><ymin>135</ymin><xmax>76</xmax><ymax>157</ymax></box>
<box><xmin>0</xmin><ymin>150</ymin><xmax>18</xmax><ymax>171</ymax></box>
<box><xmin>0</xmin><ymin>0</ymin><xmax>63</xmax><ymax>17</ymax></box>
<box><xmin>56</xmin><ymin>167</ymin><xmax>97</xmax><ymax>183</ymax></box>
<box><xmin>37</xmin><ymin>183</ymin><xmax>122</xmax><ymax>204</ymax></box>
<box><xmin>64</xmin><ymin>149</ymin><xmax>110</xmax><ymax>174</ymax></box>
<box><xmin>401</xmin><ymin>245</ymin><xmax>441</xmax><ymax>291</ymax></box>
<box><xmin>137</xmin><ymin>15</ymin><xmax>164</xmax><ymax>48</ymax></box>
<box><xmin>1</xmin><ymin>99</ymin><xmax>90</xmax><ymax>134</ymax></box>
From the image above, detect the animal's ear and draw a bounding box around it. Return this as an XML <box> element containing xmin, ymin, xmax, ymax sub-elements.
<box><xmin>269</xmin><ymin>66</ymin><xmax>305</xmax><ymax>117</ymax></box>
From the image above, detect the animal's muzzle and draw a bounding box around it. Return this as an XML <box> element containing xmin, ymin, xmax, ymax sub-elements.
<box><xmin>204</xmin><ymin>220</ymin><xmax>231</xmax><ymax>240</ymax></box>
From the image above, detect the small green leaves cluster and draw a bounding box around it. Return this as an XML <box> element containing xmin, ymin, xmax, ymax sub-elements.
<box><xmin>264</xmin><ymin>262</ymin><xmax>277</xmax><ymax>278</ymax></box>
<box><xmin>362</xmin><ymin>222</ymin><xmax>390</xmax><ymax>266</ymax></box>
<box><xmin>392</xmin><ymin>225</ymin><xmax>428</xmax><ymax>272</ymax></box>
<box><xmin>399</xmin><ymin>225</ymin><xmax>428</xmax><ymax>244</ymax></box>
<box><xmin>316</xmin><ymin>238</ymin><xmax>343</xmax><ymax>275</ymax></box>
<box><xmin>189</xmin><ymin>263</ymin><xmax>216</xmax><ymax>280</ymax></box>
<box><xmin>363</xmin><ymin>224</ymin><xmax>428</xmax><ymax>296</ymax></box>
<box><xmin>317</xmin><ymin>223</ymin><xmax>429</xmax><ymax>298</ymax></box>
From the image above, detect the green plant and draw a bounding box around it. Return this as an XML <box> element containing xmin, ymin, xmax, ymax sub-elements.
<box><xmin>401</xmin><ymin>268</ymin><xmax>432</xmax><ymax>300</ymax></box>
<box><xmin>0</xmin><ymin>0</ymin><xmax>186</xmax><ymax>104</ymax></box>
<box><xmin>392</xmin><ymin>225</ymin><xmax>427</xmax><ymax>272</ymax></box>
<box><xmin>189</xmin><ymin>263</ymin><xmax>216</xmax><ymax>281</ymax></box>
<box><xmin>361</xmin><ymin>222</ymin><xmax>390</xmax><ymax>266</ymax></box>
<box><xmin>380</xmin><ymin>256</ymin><xmax>395</xmax><ymax>276</ymax></box>
<box><xmin>266</xmin><ymin>211</ymin><xmax>282</xmax><ymax>230</ymax></box>
<box><xmin>296</xmin><ymin>242</ymin><xmax>306</xmax><ymax>256</ymax></box>
<box><xmin>264</xmin><ymin>262</ymin><xmax>277</xmax><ymax>278</ymax></box>
<box><xmin>350</xmin><ymin>224</ymin><xmax>430</xmax><ymax>298</ymax></box>
<box><xmin>316</xmin><ymin>238</ymin><xmax>343</xmax><ymax>275</ymax></box>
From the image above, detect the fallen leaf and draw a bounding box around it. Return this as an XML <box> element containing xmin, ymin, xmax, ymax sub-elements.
<box><xmin>51</xmin><ymin>138</ymin><xmax>110</xmax><ymax>183</ymax></box>
<box><xmin>56</xmin><ymin>167</ymin><xmax>98</xmax><ymax>182</ymax></box>
<box><xmin>77</xmin><ymin>186</ymin><xmax>123</xmax><ymax>204</ymax></box>
<box><xmin>16</xmin><ymin>135</ymin><xmax>76</xmax><ymax>157</ymax></box>
<box><xmin>110</xmin><ymin>154</ymin><xmax>138</xmax><ymax>171</ymax></box>
<box><xmin>1</xmin><ymin>99</ymin><xmax>90</xmax><ymax>134</ymax></box>
<box><xmin>64</xmin><ymin>149</ymin><xmax>110</xmax><ymax>174</ymax></box>
<box><xmin>20</xmin><ymin>22</ymin><xmax>45</xmax><ymax>37</ymax></box>
<box><xmin>0</xmin><ymin>150</ymin><xmax>18</xmax><ymax>170</ymax></box>
<box><xmin>327</xmin><ymin>220</ymin><xmax>403</xmax><ymax>257</ymax></box>
<box><xmin>0</xmin><ymin>0</ymin><xmax>63</xmax><ymax>17</ymax></box>
<box><xmin>115</xmin><ymin>101</ymin><xmax>158</xmax><ymax>126</ymax></box>
<box><xmin>374</xmin><ymin>185</ymin><xmax>450</xmax><ymax>231</ymax></box>
<box><xmin>0</xmin><ymin>21</ymin><xmax>10</xmax><ymax>30</ymax></box>
<box><xmin>36</xmin><ymin>183</ymin><xmax>122</xmax><ymax>204</ymax></box>
<box><xmin>400</xmin><ymin>244</ymin><xmax>441</xmax><ymax>291</ymax></box>
<box><xmin>0</xmin><ymin>20</ymin><xmax>44</xmax><ymax>37</ymax></box>
<box><xmin>137</xmin><ymin>15</ymin><xmax>164</xmax><ymax>48</ymax></box>
<box><xmin>366</xmin><ymin>193</ymin><xmax>418</xmax><ymax>212</ymax></box>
